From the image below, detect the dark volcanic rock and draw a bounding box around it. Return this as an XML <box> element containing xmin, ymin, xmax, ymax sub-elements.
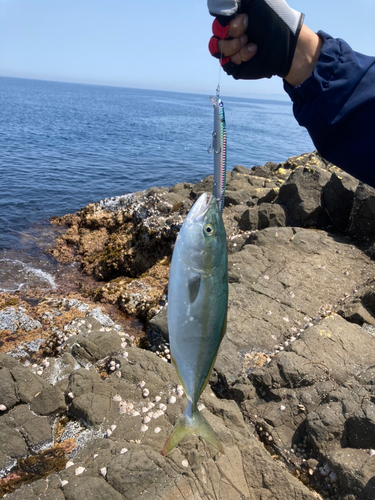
<box><xmin>69</xmin><ymin>328</ymin><xmax>122</xmax><ymax>365</ymax></box>
<box><xmin>4</xmin><ymin>405</ymin><xmax>53</xmax><ymax>451</ymax></box>
<box><xmin>224</xmin><ymin>188</ymin><xmax>252</xmax><ymax>206</ymax></box>
<box><xmin>30</xmin><ymin>386</ymin><xmax>66</xmax><ymax>416</ymax></box>
<box><xmin>217</xmin><ymin>226</ymin><xmax>372</xmax><ymax>386</ymax></box>
<box><xmin>62</xmin><ymin>476</ymin><xmax>124</xmax><ymax>500</ymax></box>
<box><xmin>0</xmin><ymin>420</ymin><xmax>28</xmax><ymax>459</ymax></box>
<box><xmin>67</xmin><ymin>368</ymin><xmax>117</xmax><ymax>428</ymax></box>
<box><xmin>10</xmin><ymin>365</ymin><xmax>46</xmax><ymax>404</ymax></box>
<box><xmin>323</xmin><ymin>171</ymin><xmax>359</xmax><ymax>232</ymax></box>
<box><xmin>238</xmin><ymin>206</ymin><xmax>260</xmax><ymax>230</ymax></box>
<box><xmin>277</xmin><ymin>165</ymin><xmax>331</xmax><ymax>228</ymax></box>
<box><xmin>0</xmin><ymin>367</ymin><xmax>19</xmax><ymax>410</ymax></box>
<box><xmin>243</xmin><ymin>313</ymin><xmax>375</xmax><ymax>499</ymax></box>
<box><xmin>0</xmin><ymin>317</ymin><xmax>318</xmax><ymax>500</ymax></box>
<box><xmin>239</xmin><ymin>203</ymin><xmax>286</xmax><ymax>230</ymax></box>
<box><xmin>349</xmin><ymin>182</ymin><xmax>375</xmax><ymax>240</ymax></box>
<box><xmin>338</xmin><ymin>282</ymin><xmax>375</xmax><ymax>326</ymax></box>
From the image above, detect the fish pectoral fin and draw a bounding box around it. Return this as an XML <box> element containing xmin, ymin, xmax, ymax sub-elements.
<box><xmin>188</xmin><ymin>274</ymin><xmax>201</xmax><ymax>303</ymax></box>
<box><xmin>162</xmin><ymin>406</ymin><xmax>224</xmax><ymax>456</ymax></box>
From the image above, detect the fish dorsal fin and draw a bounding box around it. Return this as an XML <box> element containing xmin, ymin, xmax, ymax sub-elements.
<box><xmin>188</xmin><ymin>274</ymin><xmax>201</xmax><ymax>303</ymax></box>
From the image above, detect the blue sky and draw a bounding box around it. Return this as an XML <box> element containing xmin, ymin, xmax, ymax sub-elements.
<box><xmin>1</xmin><ymin>0</ymin><xmax>375</xmax><ymax>98</ymax></box>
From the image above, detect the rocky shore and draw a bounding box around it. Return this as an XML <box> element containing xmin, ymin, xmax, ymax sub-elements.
<box><xmin>1</xmin><ymin>151</ymin><xmax>375</xmax><ymax>499</ymax></box>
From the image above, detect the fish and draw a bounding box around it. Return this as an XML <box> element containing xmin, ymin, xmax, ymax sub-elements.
<box><xmin>162</xmin><ymin>192</ymin><xmax>228</xmax><ymax>456</ymax></box>
<box><xmin>210</xmin><ymin>94</ymin><xmax>227</xmax><ymax>213</ymax></box>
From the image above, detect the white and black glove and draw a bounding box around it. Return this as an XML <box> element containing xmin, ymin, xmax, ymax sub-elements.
<box><xmin>208</xmin><ymin>0</ymin><xmax>304</xmax><ymax>79</ymax></box>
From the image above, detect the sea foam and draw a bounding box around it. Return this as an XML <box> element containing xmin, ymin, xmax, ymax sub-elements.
<box><xmin>0</xmin><ymin>258</ymin><xmax>56</xmax><ymax>292</ymax></box>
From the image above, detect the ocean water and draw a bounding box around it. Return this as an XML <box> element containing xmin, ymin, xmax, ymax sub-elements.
<box><xmin>0</xmin><ymin>76</ymin><xmax>314</xmax><ymax>291</ymax></box>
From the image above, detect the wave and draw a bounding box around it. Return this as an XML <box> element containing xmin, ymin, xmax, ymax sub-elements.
<box><xmin>0</xmin><ymin>259</ymin><xmax>57</xmax><ymax>292</ymax></box>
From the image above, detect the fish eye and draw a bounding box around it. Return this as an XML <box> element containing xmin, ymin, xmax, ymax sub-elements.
<box><xmin>203</xmin><ymin>224</ymin><xmax>214</xmax><ymax>237</ymax></box>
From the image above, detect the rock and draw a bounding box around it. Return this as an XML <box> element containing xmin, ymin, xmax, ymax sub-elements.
<box><xmin>281</xmin><ymin>151</ymin><xmax>334</xmax><ymax>172</ymax></box>
<box><xmin>328</xmin><ymin>448</ymin><xmax>375</xmax><ymax>500</ymax></box>
<box><xmin>216</xmin><ymin>227</ymin><xmax>372</xmax><ymax>386</ymax></box>
<box><xmin>348</xmin><ymin>183</ymin><xmax>375</xmax><ymax>240</ymax></box>
<box><xmin>1</xmin><ymin>484</ymin><xmax>39</xmax><ymax>500</ymax></box>
<box><xmin>63</xmin><ymin>347</ymin><xmax>317</xmax><ymax>500</ymax></box>
<box><xmin>30</xmin><ymin>386</ymin><xmax>66</xmax><ymax>416</ymax></box>
<box><xmin>148</xmin><ymin>306</ymin><xmax>168</xmax><ymax>341</ymax></box>
<box><xmin>258</xmin><ymin>203</ymin><xmax>286</xmax><ymax>229</ymax></box>
<box><xmin>1</xmin><ymin>477</ymin><xmax>66</xmax><ymax>500</ymax></box>
<box><xmin>95</xmin><ymin>258</ymin><xmax>170</xmax><ymax>321</ymax></box>
<box><xmin>0</xmin><ymin>367</ymin><xmax>19</xmax><ymax>410</ymax></box>
<box><xmin>323</xmin><ymin>171</ymin><xmax>359</xmax><ymax>232</ymax></box>
<box><xmin>0</xmin><ymin>420</ymin><xmax>28</xmax><ymax>460</ymax></box>
<box><xmin>246</xmin><ymin>161</ymin><xmax>279</xmax><ymax>178</ymax></box>
<box><xmin>0</xmin><ymin>307</ymin><xmax>42</xmax><ymax>334</ymax></box>
<box><xmin>0</xmin><ymin>449</ymin><xmax>15</xmax><ymax>476</ymax></box>
<box><xmin>62</xmin><ymin>476</ymin><xmax>124</xmax><ymax>500</ymax></box>
<box><xmin>224</xmin><ymin>188</ymin><xmax>251</xmax><ymax>206</ymax></box>
<box><xmin>4</xmin><ymin>150</ymin><xmax>375</xmax><ymax>499</ymax></box>
<box><xmin>69</xmin><ymin>329</ymin><xmax>122</xmax><ymax>365</ymax></box>
<box><xmin>277</xmin><ymin>165</ymin><xmax>331</xmax><ymax>228</ymax></box>
<box><xmin>257</xmin><ymin>187</ymin><xmax>279</xmax><ymax>204</ymax></box>
<box><xmin>43</xmin><ymin>353</ymin><xmax>80</xmax><ymax>387</ymax></box>
<box><xmin>69</xmin><ymin>392</ymin><xmax>113</xmax><ymax>428</ymax></box>
<box><xmin>49</xmin><ymin>189</ymin><xmax>188</xmax><ymax>280</ymax></box>
<box><xmin>344</xmin><ymin>402</ymin><xmax>375</xmax><ymax>449</ymax></box>
<box><xmin>89</xmin><ymin>308</ymin><xmax>114</xmax><ymax>327</ymax></box>
<box><xmin>243</xmin><ymin>313</ymin><xmax>375</xmax><ymax>498</ymax></box>
<box><xmin>238</xmin><ymin>206</ymin><xmax>260</xmax><ymax>230</ymax></box>
<box><xmin>1</xmin><ymin>336</ymin><xmax>317</xmax><ymax>500</ymax></box>
<box><xmin>305</xmin><ymin>384</ymin><xmax>375</xmax><ymax>451</ymax></box>
<box><xmin>239</xmin><ymin>203</ymin><xmax>286</xmax><ymax>231</ymax></box>
<box><xmin>4</xmin><ymin>405</ymin><xmax>53</xmax><ymax>451</ymax></box>
<box><xmin>191</xmin><ymin>175</ymin><xmax>215</xmax><ymax>199</ymax></box>
<box><xmin>67</xmin><ymin>369</ymin><xmax>116</xmax><ymax>428</ymax></box>
<box><xmin>338</xmin><ymin>282</ymin><xmax>375</xmax><ymax>325</ymax></box>
<box><xmin>7</xmin><ymin>364</ymin><xmax>45</xmax><ymax>404</ymax></box>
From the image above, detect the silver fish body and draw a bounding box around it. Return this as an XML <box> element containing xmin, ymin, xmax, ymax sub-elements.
<box><xmin>162</xmin><ymin>192</ymin><xmax>228</xmax><ymax>455</ymax></box>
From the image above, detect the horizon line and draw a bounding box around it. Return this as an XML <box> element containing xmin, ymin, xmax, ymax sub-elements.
<box><xmin>0</xmin><ymin>74</ymin><xmax>290</xmax><ymax>103</ymax></box>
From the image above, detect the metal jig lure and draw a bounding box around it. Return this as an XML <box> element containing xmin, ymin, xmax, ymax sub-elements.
<box><xmin>209</xmin><ymin>85</ymin><xmax>227</xmax><ymax>213</ymax></box>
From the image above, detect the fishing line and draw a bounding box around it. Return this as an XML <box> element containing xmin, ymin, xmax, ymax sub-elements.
<box><xmin>216</xmin><ymin>42</ymin><xmax>224</xmax><ymax>97</ymax></box>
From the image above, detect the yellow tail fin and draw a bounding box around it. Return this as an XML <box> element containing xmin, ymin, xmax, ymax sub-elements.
<box><xmin>162</xmin><ymin>404</ymin><xmax>224</xmax><ymax>456</ymax></box>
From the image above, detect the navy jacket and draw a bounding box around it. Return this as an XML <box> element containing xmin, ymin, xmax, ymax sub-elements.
<box><xmin>284</xmin><ymin>31</ymin><xmax>375</xmax><ymax>188</ymax></box>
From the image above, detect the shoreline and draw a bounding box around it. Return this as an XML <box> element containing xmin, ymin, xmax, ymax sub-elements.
<box><xmin>1</xmin><ymin>151</ymin><xmax>375</xmax><ymax>499</ymax></box>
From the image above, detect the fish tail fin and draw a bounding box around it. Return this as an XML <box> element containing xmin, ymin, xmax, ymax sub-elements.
<box><xmin>161</xmin><ymin>412</ymin><xmax>192</xmax><ymax>456</ymax></box>
<box><xmin>192</xmin><ymin>408</ymin><xmax>224</xmax><ymax>454</ymax></box>
<box><xmin>161</xmin><ymin>403</ymin><xmax>224</xmax><ymax>456</ymax></box>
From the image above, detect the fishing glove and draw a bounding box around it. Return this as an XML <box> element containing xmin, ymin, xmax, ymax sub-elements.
<box><xmin>208</xmin><ymin>0</ymin><xmax>304</xmax><ymax>79</ymax></box>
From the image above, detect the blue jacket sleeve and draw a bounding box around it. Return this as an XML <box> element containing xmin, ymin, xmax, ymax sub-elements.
<box><xmin>284</xmin><ymin>31</ymin><xmax>375</xmax><ymax>188</ymax></box>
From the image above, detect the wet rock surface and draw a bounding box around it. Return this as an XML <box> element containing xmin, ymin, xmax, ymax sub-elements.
<box><xmin>1</xmin><ymin>151</ymin><xmax>375</xmax><ymax>499</ymax></box>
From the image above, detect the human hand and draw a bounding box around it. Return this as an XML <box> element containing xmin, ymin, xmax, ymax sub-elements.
<box><xmin>208</xmin><ymin>0</ymin><xmax>304</xmax><ymax>79</ymax></box>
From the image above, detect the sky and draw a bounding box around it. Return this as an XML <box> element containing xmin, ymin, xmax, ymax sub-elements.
<box><xmin>1</xmin><ymin>0</ymin><xmax>375</xmax><ymax>98</ymax></box>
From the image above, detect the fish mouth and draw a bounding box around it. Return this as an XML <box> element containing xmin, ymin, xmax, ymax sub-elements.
<box><xmin>188</xmin><ymin>193</ymin><xmax>217</xmax><ymax>222</ymax></box>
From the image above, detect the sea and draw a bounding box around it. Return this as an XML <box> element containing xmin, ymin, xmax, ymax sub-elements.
<box><xmin>0</xmin><ymin>76</ymin><xmax>314</xmax><ymax>292</ymax></box>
